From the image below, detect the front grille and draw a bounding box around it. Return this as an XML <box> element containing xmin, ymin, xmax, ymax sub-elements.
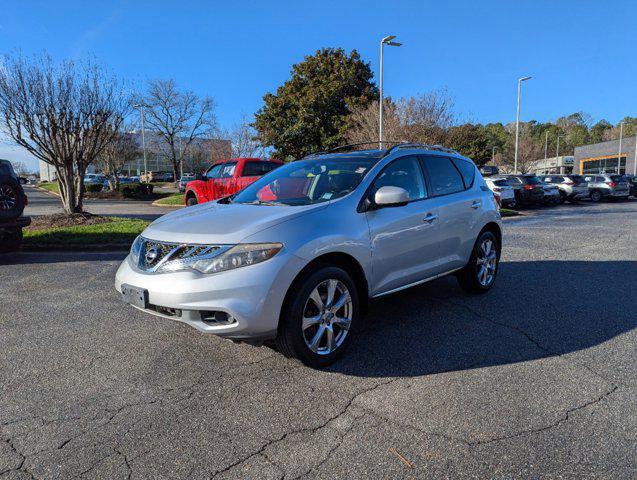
<box><xmin>137</xmin><ymin>237</ymin><xmax>224</xmax><ymax>272</ymax></box>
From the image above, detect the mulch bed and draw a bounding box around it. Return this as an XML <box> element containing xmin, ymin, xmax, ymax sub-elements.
<box><xmin>26</xmin><ymin>213</ymin><xmax>112</xmax><ymax>231</ymax></box>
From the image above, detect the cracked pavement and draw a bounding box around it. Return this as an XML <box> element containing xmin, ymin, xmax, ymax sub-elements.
<box><xmin>1</xmin><ymin>200</ymin><xmax>636</xmax><ymax>479</ymax></box>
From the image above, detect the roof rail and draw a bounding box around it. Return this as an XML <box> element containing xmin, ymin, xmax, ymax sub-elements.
<box><xmin>302</xmin><ymin>141</ymin><xmax>404</xmax><ymax>159</ymax></box>
<box><xmin>384</xmin><ymin>143</ymin><xmax>460</xmax><ymax>156</ymax></box>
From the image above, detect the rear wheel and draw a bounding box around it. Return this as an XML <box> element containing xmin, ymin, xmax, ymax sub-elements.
<box><xmin>457</xmin><ymin>231</ymin><xmax>500</xmax><ymax>294</ymax></box>
<box><xmin>0</xmin><ymin>177</ymin><xmax>25</xmax><ymax>221</ymax></box>
<box><xmin>276</xmin><ymin>266</ymin><xmax>359</xmax><ymax>368</ymax></box>
<box><xmin>590</xmin><ymin>190</ymin><xmax>602</xmax><ymax>202</ymax></box>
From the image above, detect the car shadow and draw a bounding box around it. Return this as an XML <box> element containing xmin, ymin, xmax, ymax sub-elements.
<box><xmin>328</xmin><ymin>260</ymin><xmax>636</xmax><ymax>378</ymax></box>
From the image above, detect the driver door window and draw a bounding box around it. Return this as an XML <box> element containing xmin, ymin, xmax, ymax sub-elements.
<box><xmin>206</xmin><ymin>164</ymin><xmax>223</xmax><ymax>180</ymax></box>
<box><xmin>372</xmin><ymin>156</ymin><xmax>427</xmax><ymax>201</ymax></box>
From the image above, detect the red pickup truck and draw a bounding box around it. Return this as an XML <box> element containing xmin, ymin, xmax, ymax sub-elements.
<box><xmin>184</xmin><ymin>158</ymin><xmax>283</xmax><ymax>206</ymax></box>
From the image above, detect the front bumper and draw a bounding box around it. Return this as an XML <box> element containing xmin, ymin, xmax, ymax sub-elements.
<box><xmin>114</xmin><ymin>251</ymin><xmax>306</xmax><ymax>339</ymax></box>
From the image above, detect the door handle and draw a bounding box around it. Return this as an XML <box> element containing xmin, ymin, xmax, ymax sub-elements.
<box><xmin>423</xmin><ymin>213</ymin><xmax>438</xmax><ymax>223</ymax></box>
<box><xmin>471</xmin><ymin>200</ymin><xmax>482</xmax><ymax>209</ymax></box>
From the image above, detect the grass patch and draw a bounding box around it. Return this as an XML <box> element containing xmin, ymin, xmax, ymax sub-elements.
<box><xmin>500</xmin><ymin>208</ymin><xmax>520</xmax><ymax>217</ymax></box>
<box><xmin>153</xmin><ymin>193</ymin><xmax>184</xmax><ymax>206</ymax></box>
<box><xmin>24</xmin><ymin>217</ymin><xmax>149</xmax><ymax>246</ymax></box>
<box><xmin>39</xmin><ymin>182</ymin><xmax>59</xmax><ymax>194</ymax></box>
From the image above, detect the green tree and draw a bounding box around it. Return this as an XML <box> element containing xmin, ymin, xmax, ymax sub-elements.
<box><xmin>254</xmin><ymin>48</ymin><xmax>378</xmax><ymax>159</ymax></box>
<box><xmin>589</xmin><ymin>120</ymin><xmax>612</xmax><ymax>143</ymax></box>
<box><xmin>447</xmin><ymin>123</ymin><xmax>492</xmax><ymax>166</ymax></box>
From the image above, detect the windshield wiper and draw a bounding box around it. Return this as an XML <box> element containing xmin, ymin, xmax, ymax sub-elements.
<box><xmin>236</xmin><ymin>200</ymin><xmax>285</xmax><ymax>206</ymax></box>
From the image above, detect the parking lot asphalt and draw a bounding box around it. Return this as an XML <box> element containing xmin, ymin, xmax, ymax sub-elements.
<box><xmin>1</xmin><ymin>200</ymin><xmax>636</xmax><ymax>479</ymax></box>
<box><xmin>23</xmin><ymin>186</ymin><xmax>174</xmax><ymax>221</ymax></box>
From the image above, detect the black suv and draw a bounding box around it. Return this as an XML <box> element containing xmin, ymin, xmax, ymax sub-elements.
<box><xmin>0</xmin><ymin>159</ymin><xmax>29</xmax><ymax>252</ymax></box>
<box><xmin>499</xmin><ymin>174</ymin><xmax>545</xmax><ymax>206</ymax></box>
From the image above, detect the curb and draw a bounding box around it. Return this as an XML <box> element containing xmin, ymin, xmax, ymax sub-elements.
<box><xmin>35</xmin><ymin>186</ymin><xmax>61</xmax><ymax>197</ymax></box>
<box><xmin>152</xmin><ymin>199</ymin><xmax>185</xmax><ymax>208</ymax></box>
<box><xmin>21</xmin><ymin>243</ymin><xmax>130</xmax><ymax>252</ymax></box>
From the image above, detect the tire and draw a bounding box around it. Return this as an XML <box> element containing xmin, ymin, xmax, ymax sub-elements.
<box><xmin>0</xmin><ymin>227</ymin><xmax>23</xmax><ymax>253</ymax></box>
<box><xmin>186</xmin><ymin>195</ymin><xmax>198</xmax><ymax>206</ymax></box>
<box><xmin>457</xmin><ymin>231</ymin><xmax>500</xmax><ymax>294</ymax></box>
<box><xmin>558</xmin><ymin>191</ymin><xmax>567</xmax><ymax>204</ymax></box>
<box><xmin>0</xmin><ymin>177</ymin><xmax>25</xmax><ymax>221</ymax></box>
<box><xmin>590</xmin><ymin>190</ymin><xmax>602</xmax><ymax>202</ymax></box>
<box><xmin>276</xmin><ymin>266</ymin><xmax>359</xmax><ymax>368</ymax></box>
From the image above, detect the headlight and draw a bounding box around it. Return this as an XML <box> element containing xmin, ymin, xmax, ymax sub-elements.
<box><xmin>155</xmin><ymin>242</ymin><xmax>283</xmax><ymax>274</ymax></box>
<box><xmin>130</xmin><ymin>235</ymin><xmax>142</xmax><ymax>264</ymax></box>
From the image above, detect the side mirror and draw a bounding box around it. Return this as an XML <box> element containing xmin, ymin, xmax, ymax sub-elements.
<box><xmin>374</xmin><ymin>186</ymin><xmax>409</xmax><ymax>208</ymax></box>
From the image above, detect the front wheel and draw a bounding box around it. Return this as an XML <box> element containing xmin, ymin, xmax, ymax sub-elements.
<box><xmin>276</xmin><ymin>266</ymin><xmax>359</xmax><ymax>368</ymax></box>
<box><xmin>457</xmin><ymin>231</ymin><xmax>500</xmax><ymax>294</ymax></box>
<box><xmin>186</xmin><ymin>195</ymin><xmax>198</xmax><ymax>206</ymax></box>
<box><xmin>590</xmin><ymin>190</ymin><xmax>602</xmax><ymax>202</ymax></box>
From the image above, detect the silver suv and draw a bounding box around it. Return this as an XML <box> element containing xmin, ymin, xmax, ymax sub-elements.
<box><xmin>115</xmin><ymin>144</ymin><xmax>502</xmax><ymax>367</ymax></box>
<box><xmin>537</xmin><ymin>174</ymin><xmax>589</xmax><ymax>203</ymax></box>
<box><xmin>583</xmin><ymin>174</ymin><xmax>630</xmax><ymax>202</ymax></box>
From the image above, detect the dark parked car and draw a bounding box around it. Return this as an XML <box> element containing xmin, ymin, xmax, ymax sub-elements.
<box><xmin>499</xmin><ymin>174</ymin><xmax>545</xmax><ymax>206</ymax></box>
<box><xmin>0</xmin><ymin>159</ymin><xmax>30</xmax><ymax>252</ymax></box>
<box><xmin>623</xmin><ymin>175</ymin><xmax>637</xmax><ymax>196</ymax></box>
<box><xmin>479</xmin><ymin>165</ymin><xmax>500</xmax><ymax>177</ymax></box>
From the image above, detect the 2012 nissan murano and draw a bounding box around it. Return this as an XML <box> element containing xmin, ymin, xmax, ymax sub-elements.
<box><xmin>116</xmin><ymin>143</ymin><xmax>502</xmax><ymax>367</ymax></box>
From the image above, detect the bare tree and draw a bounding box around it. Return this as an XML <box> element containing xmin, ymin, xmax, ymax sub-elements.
<box><xmin>228</xmin><ymin>115</ymin><xmax>265</xmax><ymax>158</ymax></box>
<box><xmin>0</xmin><ymin>53</ymin><xmax>127</xmax><ymax>213</ymax></box>
<box><xmin>10</xmin><ymin>160</ymin><xmax>29</xmax><ymax>177</ymax></box>
<box><xmin>95</xmin><ymin>127</ymin><xmax>139</xmax><ymax>190</ymax></box>
<box><xmin>497</xmin><ymin>125</ymin><xmax>544</xmax><ymax>173</ymax></box>
<box><xmin>346</xmin><ymin>99</ymin><xmax>403</xmax><ymax>145</ymax></box>
<box><xmin>346</xmin><ymin>89</ymin><xmax>455</xmax><ymax>146</ymax></box>
<box><xmin>138</xmin><ymin>79</ymin><xmax>216</xmax><ymax>179</ymax></box>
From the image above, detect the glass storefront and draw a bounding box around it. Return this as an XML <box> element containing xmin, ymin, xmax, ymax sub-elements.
<box><xmin>581</xmin><ymin>156</ymin><xmax>626</xmax><ymax>174</ymax></box>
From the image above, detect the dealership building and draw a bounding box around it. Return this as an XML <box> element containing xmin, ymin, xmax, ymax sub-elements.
<box><xmin>573</xmin><ymin>136</ymin><xmax>637</xmax><ymax>175</ymax></box>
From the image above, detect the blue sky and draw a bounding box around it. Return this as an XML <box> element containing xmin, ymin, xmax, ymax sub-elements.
<box><xmin>1</xmin><ymin>0</ymin><xmax>636</xmax><ymax>170</ymax></box>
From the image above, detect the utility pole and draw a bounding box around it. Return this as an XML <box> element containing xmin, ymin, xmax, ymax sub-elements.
<box><xmin>514</xmin><ymin>76</ymin><xmax>532</xmax><ymax>174</ymax></box>
<box><xmin>617</xmin><ymin>122</ymin><xmax>624</xmax><ymax>174</ymax></box>
<box><xmin>544</xmin><ymin>131</ymin><xmax>549</xmax><ymax>173</ymax></box>
<box><xmin>379</xmin><ymin>35</ymin><xmax>402</xmax><ymax>149</ymax></box>
<box><xmin>134</xmin><ymin>103</ymin><xmax>149</xmax><ymax>183</ymax></box>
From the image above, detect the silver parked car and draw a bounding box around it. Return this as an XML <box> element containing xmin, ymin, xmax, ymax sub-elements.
<box><xmin>583</xmin><ymin>174</ymin><xmax>630</xmax><ymax>202</ymax></box>
<box><xmin>537</xmin><ymin>174</ymin><xmax>589</xmax><ymax>203</ymax></box>
<box><xmin>115</xmin><ymin>144</ymin><xmax>503</xmax><ymax>367</ymax></box>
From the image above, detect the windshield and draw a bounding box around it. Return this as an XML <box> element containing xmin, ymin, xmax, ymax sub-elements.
<box><xmin>232</xmin><ymin>157</ymin><xmax>375</xmax><ymax>206</ymax></box>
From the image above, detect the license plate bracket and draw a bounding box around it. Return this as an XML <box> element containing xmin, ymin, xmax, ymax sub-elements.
<box><xmin>121</xmin><ymin>284</ymin><xmax>149</xmax><ymax>309</ymax></box>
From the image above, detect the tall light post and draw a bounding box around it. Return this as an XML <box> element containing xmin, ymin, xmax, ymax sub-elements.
<box><xmin>514</xmin><ymin>76</ymin><xmax>532</xmax><ymax>174</ymax></box>
<box><xmin>633</xmin><ymin>131</ymin><xmax>637</xmax><ymax>175</ymax></box>
<box><xmin>492</xmin><ymin>146</ymin><xmax>498</xmax><ymax>162</ymax></box>
<box><xmin>617</xmin><ymin>121</ymin><xmax>624</xmax><ymax>174</ymax></box>
<box><xmin>379</xmin><ymin>35</ymin><xmax>402</xmax><ymax>149</ymax></box>
<box><xmin>133</xmin><ymin>103</ymin><xmax>149</xmax><ymax>182</ymax></box>
<box><xmin>544</xmin><ymin>131</ymin><xmax>549</xmax><ymax>173</ymax></box>
<box><xmin>556</xmin><ymin>134</ymin><xmax>563</xmax><ymax>167</ymax></box>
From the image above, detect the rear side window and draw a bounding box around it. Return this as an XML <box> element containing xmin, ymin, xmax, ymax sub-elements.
<box><xmin>220</xmin><ymin>163</ymin><xmax>236</xmax><ymax>178</ymax></box>
<box><xmin>242</xmin><ymin>162</ymin><xmax>279</xmax><ymax>177</ymax></box>
<box><xmin>524</xmin><ymin>176</ymin><xmax>542</xmax><ymax>185</ymax></box>
<box><xmin>493</xmin><ymin>179</ymin><xmax>509</xmax><ymax>187</ymax></box>
<box><xmin>609</xmin><ymin>175</ymin><xmax>623</xmax><ymax>182</ymax></box>
<box><xmin>506</xmin><ymin>177</ymin><xmax>521</xmax><ymax>186</ymax></box>
<box><xmin>450</xmin><ymin>158</ymin><xmax>475</xmax><ymax>188</ymax></box>
<box><xmin>422</xmin><ymin>156</ymin><xmax>465</xmax><ymax>196</ymax></box>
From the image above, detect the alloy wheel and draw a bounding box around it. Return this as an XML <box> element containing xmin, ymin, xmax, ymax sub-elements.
<box><xmin>476</xmin><ymin>239</ymin><xmax>497</xmax><ymax>287</ymax></box>
<box><xmin>0</xmin><ymin>185</ymin><xmax>17</xmax><ymax>210</ymax></box>
<box><xmin>301</xmin><ymin>279</ymin><xmax>352</xmax><ymax>355</ymax></box>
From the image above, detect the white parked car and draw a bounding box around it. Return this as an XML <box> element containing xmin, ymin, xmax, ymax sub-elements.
<box><xmin>485</xmin><ymin>177</ymin><xmax>516</xmax><ymax>208</ymax></box>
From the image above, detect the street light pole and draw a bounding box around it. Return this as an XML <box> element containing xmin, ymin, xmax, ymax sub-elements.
<box><xmin>379</xmin><ymin>35</ymin><xmax>402</xmax><ymax>149</ymax></box>
<box><xmin>514</xmin><ymin>76</ymin><xmax>532</xmax><ymax>174</ymax></box>
<box><xmin>134</xmin><ymin>103</ymin><xmax>149</xmax><ymax>182</ymax></box>
<box><xmin>556</xmin><ymin>134</ymin><xmax>563</xmax><ymax>164</ymax></box>
<box><xmin>617</xmin><ymin>121</ymin><xmax>624</xmax><ymax>174</ymax></box>
<box><xmin>492</xmin><ymin>146</ymin><xmax>497</xmax><ymax>162</ymax></box>
<box><xmin>633</xmin><ymin>132</ymin><xmax>637</xmax><ymax>175</ymax></box>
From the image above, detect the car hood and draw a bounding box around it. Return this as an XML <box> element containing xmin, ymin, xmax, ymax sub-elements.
<box><xmin>142</xmin><ymin>201</ymin><xmax>328</xmax><ymax>244</ymax></box>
